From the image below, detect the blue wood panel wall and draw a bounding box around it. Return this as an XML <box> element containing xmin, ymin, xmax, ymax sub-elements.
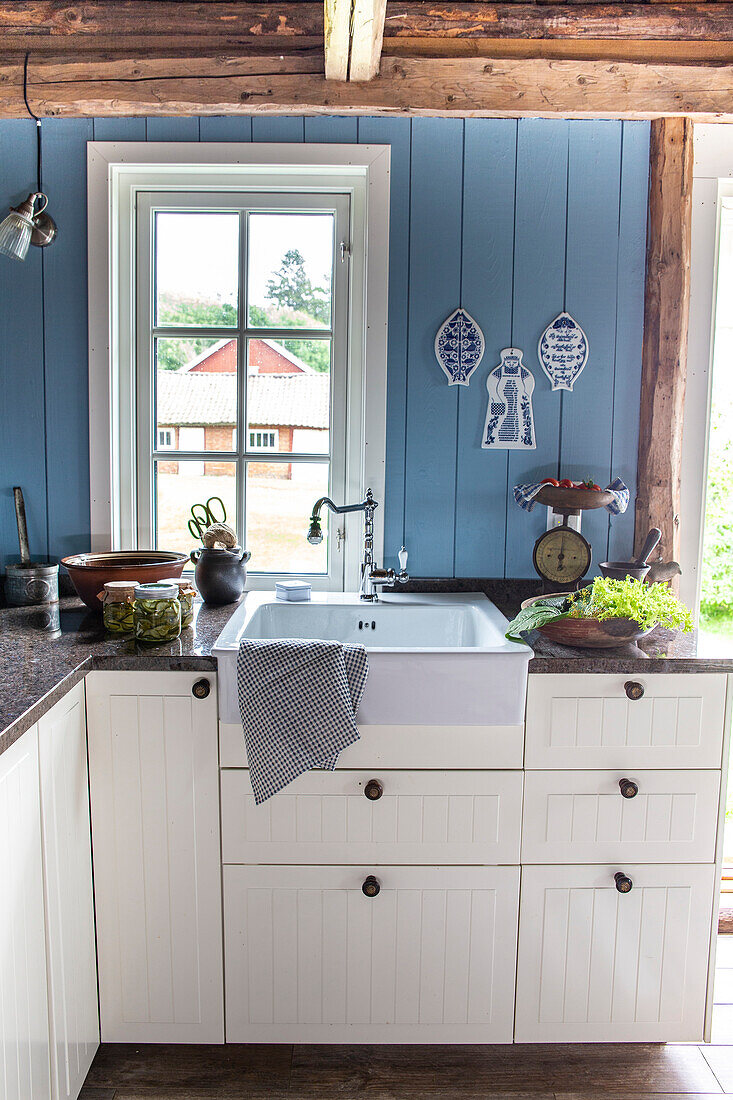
<box><xmin>0</xmin><ymin>116</ymin><xmax>649</xmax><ymax>577</ymax></box>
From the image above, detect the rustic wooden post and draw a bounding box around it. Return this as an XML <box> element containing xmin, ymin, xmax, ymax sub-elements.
<box><xmin>634</xmin><ymin>117</ymin><xmax>694</xmax><ymax>573</ymax></box>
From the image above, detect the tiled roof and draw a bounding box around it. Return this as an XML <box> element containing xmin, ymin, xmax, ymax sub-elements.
<box><xmin>157</xmin><ymin>371</ymin><xmax>329</xmax><ymax>429</ymax></box>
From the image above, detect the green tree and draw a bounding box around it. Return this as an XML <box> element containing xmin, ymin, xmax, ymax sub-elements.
<box><xmin>701</xmin><ymin>408</ymin><xmax>733</xmax><ymax>616</ymax></box>
<box><xmin>265</xmin><ymin>249</ymin><xmax>330</xmax><ymax>325</ymax></box>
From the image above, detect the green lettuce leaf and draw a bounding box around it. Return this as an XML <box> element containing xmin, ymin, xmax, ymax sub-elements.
<box><xmin>505</xmin><ymin>598</ymin><xmax>570</xmax><ymax>643</ymax></box>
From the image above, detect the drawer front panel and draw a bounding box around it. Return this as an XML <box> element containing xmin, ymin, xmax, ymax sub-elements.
<box><xmin>224</xmin><ymin>865</ymin><xmax>519</xmax><ymax>1042</ymax></box>
<box><xmin>525</xmin><ymin>674</ymin><xmax>726</xmax><ymax>770</ymax></box>
<box><xmin>521</xmin><ymin>770</ymin><xmax>720</xmax><ymax>864</ymax></box>
<box><xmin>220</xmin><ymin>722</ymin><xmax>524</xmax><ymax>770</ymax></box>
<box><xmin>221</xmin><ymin>770</ymin><xmax>522</xmax><ymax>865</ymax></box>
<box><xmin>515</xmin><ymin>863</ymin><xmax>715</xmax><ymax>1042</ymax></box>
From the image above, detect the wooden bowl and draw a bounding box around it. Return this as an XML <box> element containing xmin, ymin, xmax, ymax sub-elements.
<box><xmin>521</xmin><ymin>593</ymin><xmax>653</xmax><ymax>649</ymax></box>
<box><xmin>61</xmin><ymin>551</ymin><xmax>189</xmax><ymax>612</ymax></box>
<box><xmin>535</xmin><ymin>485</ymin><xmax>614</xmax><ymax>512</ymax></box>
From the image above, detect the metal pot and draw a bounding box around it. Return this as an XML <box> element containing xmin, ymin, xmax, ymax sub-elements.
<box><xmin>190</xmin><ymin>546</ymin><xmax>251</xmax><ymax>605</ymax></box>
<box><xmin>5</xmin><ymin>562</ymin><xmax>59</xmax><ymax>606</ymax></box>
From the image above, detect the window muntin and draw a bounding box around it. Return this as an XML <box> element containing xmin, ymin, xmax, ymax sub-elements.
<box><xmin>136</xmin><ymin>192</ymin><xmax>349</xmax><ymax>583</ymax></box>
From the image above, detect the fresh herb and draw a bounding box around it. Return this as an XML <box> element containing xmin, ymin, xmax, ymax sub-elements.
<box><xmin>505</xmin><ymin>577</ymin><xmax>694</xmax><ymax>642</ymax></box>
<box><xmin>504</xmin><ymin>595</ymin><xmax>571</xmax><ymax>642</ymax></box>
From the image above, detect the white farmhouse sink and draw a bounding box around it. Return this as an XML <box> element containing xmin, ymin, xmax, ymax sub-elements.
<box><xmin>214</xmin><ymin>591</ymin><xmax>532</xmax><ymax>727</ymax></box>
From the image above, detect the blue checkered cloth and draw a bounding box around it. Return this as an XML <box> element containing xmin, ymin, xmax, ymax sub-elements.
<box><xmin>513</xmin><ymin>477</ymin><xmax>629</xmax><ymax>515</ymax></box>
<box><xmin>237</xmin><ymin>638</ymin><xmax>369</xmax><ymax>804</ymax></box>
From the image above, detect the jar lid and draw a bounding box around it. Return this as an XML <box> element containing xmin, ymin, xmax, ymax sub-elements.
<box><xmin>134</xmin><ymin>582</ymin><xmax>179</xmax><ymax>600</ymax></box>
<box><xmin>102</xmin><ymin>580</ymin><xmax>138</xmax><ymax>602</ymax></box>
<box><xmin>160</xmin><ymin>576</ymin><xmax>196</xmax><ymax>596</ymax></box>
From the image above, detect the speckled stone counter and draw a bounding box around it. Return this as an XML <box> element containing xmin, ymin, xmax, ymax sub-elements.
<box><xmin>2</xmin><ymin>582</ymin><xmax>733</xmax><ymax>760</ymax></box>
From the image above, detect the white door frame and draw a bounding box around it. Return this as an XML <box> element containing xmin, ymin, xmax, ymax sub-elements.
<box><xmin>681</xmin><ymin>123</ymin><xmax>733</xmax><ymax>611</ymax></box>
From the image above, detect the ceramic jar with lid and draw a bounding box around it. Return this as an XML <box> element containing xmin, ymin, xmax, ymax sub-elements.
<box><xmin>100</xmin><ymin>580</ymin><xmax>138</xmax><ymax>635</ymax></box>
<box><xmin>133</xmin><ymin>582</ymin><xmax>181</xmax><ymax>643</ymax></box>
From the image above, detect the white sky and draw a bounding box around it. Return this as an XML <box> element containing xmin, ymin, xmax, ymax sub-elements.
<box><xmin>155</xmin><ymin>211</ymin><xmax>333</xmax><ymax>311</ymax></box>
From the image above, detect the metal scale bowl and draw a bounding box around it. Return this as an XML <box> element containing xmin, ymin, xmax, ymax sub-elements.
<box><xmin>532</xmin><ymin>485</ymin><xmax>614</xmax><ymax>592</ymax></box>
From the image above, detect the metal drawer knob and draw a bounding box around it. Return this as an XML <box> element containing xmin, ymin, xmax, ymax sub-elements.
<box><xmin>362</xmin><ymin>875</ymin><xmax>381</xmax><ymax>898</ymax></box>
<box><xmin>618</xmin><ymin>778</ymin><xmax>639</xmax><ymax>799</ymax></box>
<box><xmin>624</xmin><ymin>680</ymin><xmax>644</xmax><ymax>701</ymax></box>
<box><xmin>192</xmin><ymin>678</ymin><xmax>211</xmax><ymax>699</ymax></box>
<box><xmin>364</xmin><ymin>779</ymin><xmax>383</xmax><ymax>801</ymax></box>
<box><xmin>614</xmin><ymin>871</ymin><xmax>633</xmax><ymax>893</ymax></box>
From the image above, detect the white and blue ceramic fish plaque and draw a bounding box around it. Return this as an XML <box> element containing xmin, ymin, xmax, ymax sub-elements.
<box><xmin>482</xmin><ymin>347</ymin><xmax>536</xmax><ymax>451</ymax></box>
<box><xmin>538</xmin><ymin>311</ymin><xmax>588</xmax><ymax>391</ymax></box>
<box><xmin>434</xmin><ymin>308</ymin><xmax>485</xmax><ymax>386</ymax></box>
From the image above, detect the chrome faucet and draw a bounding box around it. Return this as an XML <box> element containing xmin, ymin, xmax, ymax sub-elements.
<box><xmin>306</xmin><ymin>488</ymin><xmax>409</xmax><ymax>602</ymax></box>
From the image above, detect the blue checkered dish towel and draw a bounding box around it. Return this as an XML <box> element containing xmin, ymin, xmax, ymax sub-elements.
<box><xmin>237</xmin><ymin>638</ymin><xmax>369</xmax><ymax>804</ymax></box>
<box><xmin>513</xmin><ymin>476</ymin><xmax>629</xmax><ymax>515</ymax></box>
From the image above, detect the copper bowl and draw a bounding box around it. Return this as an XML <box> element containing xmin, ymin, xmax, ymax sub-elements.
<box><xmin>61</xmin><ymin>551</ymin><xmax>189</xmax><ymax>612</ymax></box>
<box><xmin>521</xmin><ymin>593</ymin><xmax>654</xmax><ymax>649</ymax></box>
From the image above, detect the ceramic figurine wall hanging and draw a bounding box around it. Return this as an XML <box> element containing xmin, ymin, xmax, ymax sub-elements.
<box><xmin>482</xmin><ymin>347</ymin><xmax>536</xmax><ymax>450</ymax></box>
<box><xmin>434</xmin><ymin>308</ymin><xmax>485</xmax><ymax>386</ymax></box>
<box><xmin>538</xmin><ymin>311</ymin><xmax>588</xmax><ymax>391</ymax></box>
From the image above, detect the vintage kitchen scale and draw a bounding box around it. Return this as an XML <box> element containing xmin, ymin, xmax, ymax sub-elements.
<box><xmin>531</xmin><ymin>484</ymin><xmax>615</xmax><ymax>592</ymax></box>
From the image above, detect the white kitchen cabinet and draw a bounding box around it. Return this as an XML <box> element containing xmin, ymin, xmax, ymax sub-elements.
<box><xmin>38</xmin><ymin>682</ymin><xmax>99</xmax><ymax>1100</ymax></box>
<box><xmin>0</xmin><ymin>725</ymin><xmax>52</xmax><ymax>1100</ymax></box>
<box><xmin>86</xmin><ymin>671</ymin><xmax>223</xmax><ymax>1043</ymax></box>
<box><xmin>515</xmin><ymin>863</ymin><xmax>716</xmax><ymax>1042</ymax></box>
<box><xmin>221</xmin><ymin>768</ymin><xmax>523</xmax><ymax>865</ymax></box>
<box><xmin>521</xmin><ymin>769</ymin><xmax>720</xmax><ymax>864</ymax></box>
<box><xmin>525</xmin><ymin>673</ymin><xmax>726</xmax><ymax>770</ymax></box>
<box><xmin>224</xmin><ymin>864</ymin><xmax>520</xmax><ymax>1042</ymax></box>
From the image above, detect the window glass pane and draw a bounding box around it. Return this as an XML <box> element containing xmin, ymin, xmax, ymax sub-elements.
<box><xmin>155</xmin><ymin>212</ymin><xmax>239</xmax><ymax>328</ymax></box>
<box><xmin>247</xmin><ymin>338</ymin><xmax>330</xmax><ymax>456</ymax></box>
<box><xmin>154</xmin><ymin>460</ymin><xmax>237</xmax><ymax>558</ymax></box>
<box><xmin>155</xmin><ymin>338</ymin><xmax>237</xmax><ymax>453</ymax></box>
<box><xmin>246</xmin><ymin>461</ymin><xmax>329</xmax><ymax>574</ymax></box>
<box><xmin>248</xmin><ymin>213</ymin><xmax>333</xmax><ymax>330</ymax></box>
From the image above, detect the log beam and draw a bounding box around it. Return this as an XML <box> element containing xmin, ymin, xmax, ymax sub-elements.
<box><xmin>634</xmin><ymin>117</ymin><xmax>694</xmax><ymax>572</ymax></box>
<box><xmin>1</xmin><ymin>52</ymin><xmax>731</xmax><ymax>120</ymax></box>
<box><xmin>1</xmin><ymin>2</ymin><xmax>733</xmax><ymax>53</ymax></box>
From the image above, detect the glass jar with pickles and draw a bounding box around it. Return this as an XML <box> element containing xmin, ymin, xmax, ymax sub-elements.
<box><xmin>133</xmin><ymin>582</ymin><xmax>181</xmax><ymax>643</ymax></box>
<box><xmin>160</xmin><ymin>577</ymin><xmax>197</xmax><ymax>628</ymax></box>
<box><xmin>100</xmin><ymin>580</ymin><xmax>137</xmax><ymax>635</ymax></box>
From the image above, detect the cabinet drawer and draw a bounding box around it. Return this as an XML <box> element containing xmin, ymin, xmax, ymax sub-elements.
<box><xmin>221</xmin><ymin>769</ymin><xmax>522</xmax><ymax>865</ymax></box>
<box><xmin>525</xmin><ymin>673</ymin><xmax>726</xmax><ymax>770</ymax></box>
<box><xmin>220</xmin><ymin>721</ymin><xmax>524</xmax><ymax>770</ymax></box>
<box><xmin>224</xmin><ymin>864</ymin><xmax>519</xmax><ymax>1042</ymax></box>
<box><xmin>515</xmin><ymin>863</ymin><xmax>715</xmax><ymax>1042</ymax></box>
<box><xmin>521</xmin><ymin>770</ymin><xmax>720</xmax><ymax>864</ymax></box>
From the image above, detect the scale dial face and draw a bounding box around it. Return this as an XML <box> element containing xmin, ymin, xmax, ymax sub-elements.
<box><xmin>533</xmin><ymin>526</ymin><xmax>591</xmax><ymax>585</ymax></box>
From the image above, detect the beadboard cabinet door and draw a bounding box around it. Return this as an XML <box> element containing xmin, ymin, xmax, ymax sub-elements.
<box><xmin>0</xmin><ymin>725</ymin><xmax>52</xmax><ymax>1100</ymax></box>
<box><xmin>525</xmin><ymin>673</ymin><xmax>726</xmax><ymax>770</ymax></box>
<box><xmin>515</xmin><ymin>864</ymin><xmax>715</xmax><ymax>1042</ymax></box>
<box><xmin>38</xmin><ymin>682</ymin><xmax>99</xmax><ymax>1100</ymax></box>
<box><xmin>224</xmin><ymin>864</ymin><xmax>519</xmax><ymax>1043</ymax></box>
<box><xmin>86</xmin><ymin>671</ymin><xmax>223</xmax><ymax>1043</ymax></box>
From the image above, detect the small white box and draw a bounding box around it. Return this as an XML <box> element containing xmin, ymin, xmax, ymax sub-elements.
<box><xmin>275</xmin><ymin>580</ymin><xmax>312</xmax><ymax>601</ymax></box>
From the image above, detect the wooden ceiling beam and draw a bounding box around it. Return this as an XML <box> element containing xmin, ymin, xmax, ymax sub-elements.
<box><xmin>2</xmin><ymin>2</ymin><xmax>733</xmax><ymax>51</ymax></box>
<box><xmin>350</xmin><ymin>0</ymin><xmax>388</xmax><ymax>81</ymax></box>
<box><xmin>1</xmin><ymin>51</ymin><xmax>731</xmax><ymax>119</ymax></box>
<box><xmin>324</xmin><ymin>0</ymin><xmax>351</xmax><ymax>78</ymax></box>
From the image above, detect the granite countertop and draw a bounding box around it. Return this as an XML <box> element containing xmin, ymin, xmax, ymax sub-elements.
<box><xmin>2</xmin><ymin>582</ymin><xmax>733</xmax><ymax>759</ymax></box>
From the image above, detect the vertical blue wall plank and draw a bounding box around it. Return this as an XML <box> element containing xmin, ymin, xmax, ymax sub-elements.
<box><xmin>455</xmin><ymin>119</ymin><xmax>517</xmax><ymax>577</ymax></box>
<box><xmin>146</xmin><ymin>117</ymin><xmax>199</xmax><ymax>141</ymax></box>
<box><xmin>42</xmin><ymin>118</ymin><xmax>93</xmax><ymax>561</ymax></box>
<box><xmin>93</xmin><ymin>118</ymin><xmax>146</xmax><ymax>141</ymax></box>
<box><xmin>0</xmin><ymin>121</ymin><xmax>47</xmax><ymax>568</ymax></box>
<box><xmin>357</xmin><ymin>117</ymin><xmax>411</xmax><ymax>568</ymax></box>
<box><xmin>562</xmin><ymin>120</ymin><xmax>623</xmax><ymax>560</ymax></box>
<box><xmin>404</xmin><ymin>118</ymin><xmax>464</xmax><ymax>576</ymax></box>
<box><xmin>304</xmin><ymin>117</ymin><xmax>358</xmax><ymax>143</ymax></box>
<box><xmin>251</xmin><ymin>116</ymin><xmax>304</xmax><ymax>142</ymax></box>
<box><xmin>505</xmin><ymin>119</ymin><xmax>569</xmax><ymax>575</ymax></box>
<box><xmin>609</xmin><ymin>121</ymin><xmax>650</xmax><ymax>561</ymax></box>
<box><xmin>199</xmin><ymin>116</ymin><xmax>253</xmax><ymax>141</ymax></box>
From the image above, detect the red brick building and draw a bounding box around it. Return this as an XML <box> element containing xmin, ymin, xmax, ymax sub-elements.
<box><xmin>157</xmin><ymin>339</ymin><xmax>329</xmax><ymax>478</ymax></box>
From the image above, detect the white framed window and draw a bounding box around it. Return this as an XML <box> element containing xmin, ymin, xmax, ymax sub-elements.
<box><xmin>87</xmin><ymin>143</ymin><xmax>390</xmax><ymax>590</ymax></box>
<box><xmin>249</xmin><ymin>430</ymin><xmax>279</xmax><ymax>452</ymax></box>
